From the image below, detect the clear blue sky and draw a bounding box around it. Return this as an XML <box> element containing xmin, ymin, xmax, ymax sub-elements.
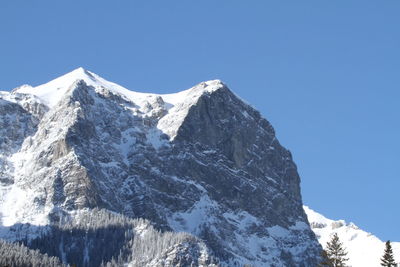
<box><xmin>1</xmin><ymin>1</ymin><xmax>399</xmax><ymax>241</ymax></box>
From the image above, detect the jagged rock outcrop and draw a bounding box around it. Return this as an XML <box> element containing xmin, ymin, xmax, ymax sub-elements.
<box><xmin>0</xmin><ymin>68</ymin><xmax>321</xmax><ymax>266</ymax></box>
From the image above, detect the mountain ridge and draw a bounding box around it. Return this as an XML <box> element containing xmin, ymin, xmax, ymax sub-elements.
<box><xmin>0</xmin><ymin>68</ymin><xmax>321</xmax><ymax>266</ymax></box>
<box><xmin>305</xmin><ymin>206</ymin><xmax>400</xmax><ymax>266</ymax></box>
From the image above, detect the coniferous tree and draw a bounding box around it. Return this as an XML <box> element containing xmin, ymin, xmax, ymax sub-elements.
<box><xmin>381</xmin><ymin>240</ymin><xmax>397</xmax><ymax>267</ymax></box>
<box><xmin>319</xmin><ymin>249</ymin><xmax>334</xmax><ymax>267</ymax></box>
<box><xmin>322</xmin><ymin>233</ymin><xmax>349</xmax><ymax>267</ymax></box>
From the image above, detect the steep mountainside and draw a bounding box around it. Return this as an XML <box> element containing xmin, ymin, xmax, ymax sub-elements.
<box><xmin>0</xmin><ymin>68</ymin><xmax>321</xmax><ymax>266</ymax></box>
<box><xmin>305</xmin><ymin>206</ymin><xmax>400</xmax><ymax>266</ymax></box>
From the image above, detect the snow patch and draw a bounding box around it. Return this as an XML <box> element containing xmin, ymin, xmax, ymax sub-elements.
<box><xmin>167</xmin><ymin>194</ymin><xmax>217</xmax><ymax>234</ymax></box>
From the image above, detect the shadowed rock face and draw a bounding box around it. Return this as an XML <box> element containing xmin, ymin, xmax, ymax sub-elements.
<box><xmin>0</xmin><ymin>97</ymin><xmax>42</xmax><ymax>186</ymax></box>
<box><xmin>0</xmin><ymin>71</ymin><xmax>321</xmax><ymax>266</ymax></box>
<box><xmin>174</xmin><ymin>87</ymin><xmax>304</xmax><ymax>222</ymax></box>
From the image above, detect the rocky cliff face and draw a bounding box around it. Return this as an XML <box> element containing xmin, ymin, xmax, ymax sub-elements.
<box><xmin>0</xmin><ymin>68</ymin><xmax>321</xmax><ymax>266</ymax></box>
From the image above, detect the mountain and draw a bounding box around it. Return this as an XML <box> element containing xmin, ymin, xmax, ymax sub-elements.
<box><xmin>305</xmin><ymin>206</ymin><xmax>400</xmax><ymax>266</ymax></box>
<box><xmin>0</xmin><ymin>67</ymin><xmax>321</xmax><ymax>266</ymax></box>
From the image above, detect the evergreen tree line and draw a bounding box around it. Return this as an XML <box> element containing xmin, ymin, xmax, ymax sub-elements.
<box><xmin>3</xmin><ymin>208</ymin><xmax>219</xmax><ymax>267</ymax></box>
<box><xmin>319</xmin><ymin>233</ymin><xmax>398</xmax><ymax>267</ymax></box>
<box><xmin>101</xmin><ymin>230</ymin><xmax>219</xmax><ymax>267</ymax></box>
<box><xmin>0</xmin><ymin>239</ymin><xmax>65</xmax><ymax>267</ymax></box>
<box><xmin>2</xmin><ymin>207</ymin><xmax>399</xmax><ymax>267</ymax></box>
<box><xmin>25</xmin><ymin>208</ymin><xmax>139</xmax><ymax>267</ymax></box>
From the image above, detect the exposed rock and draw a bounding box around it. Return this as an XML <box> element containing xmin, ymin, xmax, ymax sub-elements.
<box><xmin>0</xmin><ymin>68</ymin><xmax>321</xmax><ymax>266</ymax></box>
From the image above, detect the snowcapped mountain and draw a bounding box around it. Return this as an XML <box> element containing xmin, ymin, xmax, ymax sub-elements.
<box><xmin>0</xmin><ymin>67</ymin><xmax>321</xmax><ymax>266</ymax></box>
<box><xmin>305</xmin><ymin>206</ymin><xmax>400</xmax><ymax>267</ymax></box>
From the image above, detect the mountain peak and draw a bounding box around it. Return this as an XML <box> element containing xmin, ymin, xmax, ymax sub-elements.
<box><xmin>64</xmin><ymin>66</ymin><xmax>94</xmax><ymax>79</ymax></box>
<box><xmin>1</xmin><ymin>68</ymin><xmax>323</xmax><ymax>266</ymax></box>
<box><xmin>74</xmin><ymin>66</ymin><xmax>87</xmax><ymax>72</ymax></box>
<box><xmin>12</xmin><ymin>67</ymin><xmax>230</xmax><ymax>110</ymax></box>
<box><xmin>42</xmin><ymin>67</ymin><xmax>98</xmax><ymax>88</ymax></box>
<box><xmin>9</xmin><ymin>69</ymin><xmax>243</xmax><ymax>144</ymax></box>
<box><xmin>13</xmin><ymin>67</ymin><xmax>128</xmax><ymax>108</ymax></box>
<box><xmin>201</xmin><ymin>79</ymin><xmax>225</xmax><ymax>90</ymax></box>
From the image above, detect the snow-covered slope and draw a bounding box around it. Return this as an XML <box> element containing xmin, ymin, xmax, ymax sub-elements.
<box><xmin>0</xmin><ymin>67</ymin><xmax>322</xmax><ymax>266</ymax></box>
<box><xmin>304</xmin><ymin>206</ymin><xmax>400</xmax><ymax>267</ymax></box>
<box><xmin>12</xmin><ymin>67</ymin><xmax>224</xmax><ymax>140</ymax></box>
